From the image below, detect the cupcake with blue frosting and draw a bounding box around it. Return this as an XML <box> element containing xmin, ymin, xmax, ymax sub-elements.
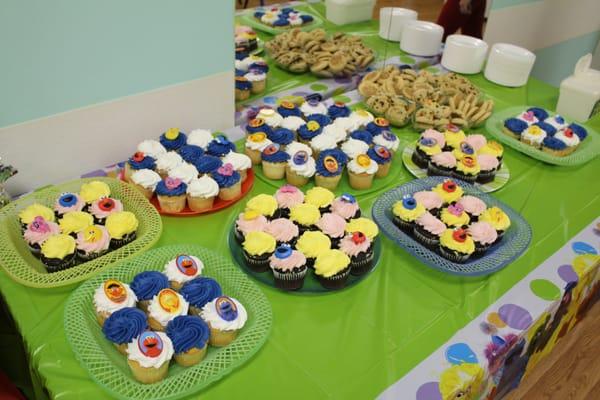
<box><xmin>166</xmin><ymin>315</ymin><xmax>210</xmax><ymax>366</ymax></box>
<box><xmin>314</xmin><ymin>149</ymin><xmax>348</xmax><ymax>191</ymax></box>
<box><xmin>527</xmin><ymin>107</ymin><xmax>549</xmax><ymax>121</ymax></box>
<box><xmin>261</xmin><ymin>143</ymin><xmax>290</xmax><ymax>180</ymax></box>
<box><xmin>328</xmin><ymin>102</ymin><xmax>351</xmax><ymax>120</ymax></box>
<box><xmin>102</xmin><ymin>307</ymin><xmax>148</xmax><ymax>354</ymax></box>
<box><xmin>568</xmin><ymin>123</ymin><xmax>587</xmax><ymax>140</ymax></box>
<box><xmin>160</xmin><ymin>128</ymin><xmax>187</xmax><ymax>151</ymax></box>
<box><xmin>207</xmin><ymin>135</ymin><xmax>236</xmax><ymax>157</ymax></box>
<box><xmin>533</xmin><ymin>121</ymin><xmax>557</xmax><ymax>136</ymax></box>
<box><xmin>306</xmin><ymin>113</ymin><xmax>332</xmax><ymax>127</ymax></box>
<box><xmin>349</xmin><ymin>129</ymin><xmax>374</xmax><ymax>145</ymax></box>
<box><xmin>298</xmin><ymin>120</ymin><xmax>323</xmax><ymax>144</ymax></box>
<box><xmin>235</xmin><ymin>76</ymin><xmax>252</xmax><ymax>101</ymax></box>
<box><xmin>502</xmin><ymin>118</ymin><xmax>528</xmax><ymax>139</ymax></box>
<box><xmin>211</xmin><ymin>163</ymin><xmax>242</xmax><ymax>201</ymax></box>
<box><xmin>245</xmin><ymin>117</ymin><xmax>272</xmax><ymax>136</ymax></box>
<box><xmin>277</xmin><ymin>101</ymin><xmax>302</xmax><ymax>118</ymax></box>
<box><xmin>193</xmin><ymin>155</ymin><xmax>223</xmax><ymax>176</ymax></box>
<box><xmin>366</xmin><ymin>117</ymin><xmax>391</xmax><ymax>136</ymax></box>
<box><xmin>130</xmin><ymin>271</ymin><xmax>170</xmax><ymax>312</ymax></box>
<box><xmin>542</xmin><ymin>136</ymin><xmax>569</xmax><ymax>156</ymax></box>
<box><xmin>268</xmin><ymin>127</ymin><xmax>295</xmax><ymax>147</ymax></box>
<box><xmin>368</xmin><ymin>145</ymin><xmax>393</xmax><ymax>178</ymax></box>
<box><xmin>178</xmin><ymin>145</ymin><xmax>204</xmax><ymax>165</ymax></box>
<box><xmin>124</xmin><ymin>151</ymin><xmax>156</xmax><ymax>182</ymax></box>
<box><xmin>180</xmin><ymin>277</ymin><xmax>223</xmax><ymax>315</ymax></box>
<box><xmin>155</xmin><ymin>177</ymin><xmax>188</xmax><ymax>213</ymax></box>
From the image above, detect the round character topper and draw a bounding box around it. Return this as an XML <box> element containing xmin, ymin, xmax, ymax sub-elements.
<box><xmin>165</xmin><ymin>128</ymin><xmax>180</xmax><ymax>140</ymax></box>
<box><xmin>275</xmin><ymin>244</ymin><xmax>292</xmax><ymax>259</ymax></box>
<box><xmin>402</xmin><ymin>194</ymin><xmax>417</xmax><ymax>210</ymax></box>
<box><xmin>262</xmin><ymin>143</ymin><xmax>280</xmax><ymax>156</ymax></box>
<box><xmin>374</xmin><ymin>117</ymin><xmax>389</xmax><ymax>127</ymax></box>
<box><xmin>215</xmin><ymin>296</ymin><xmax>238</xmax><ymax>321</ymax></box>
<box><xmin>442</xmin><ymin>180</ymin><xmax>457</xmax><ymax>192</ymax></box>
<box><xmin>280</xmin><ymin>101</ymin><xmax>295</xmax><ymax>109</ymax></box>
<box><xmin>98</xmin><ymin>198</ymin><xmax>115</xmax><ymax>212</ymax></box>
<box><xmin>356</xmin><ymin>154</ymin><xmax>371</xmax><ymax>167</ymax></box>
<box><xmin>341</xmin><ymin>193</ymin><xmax>356</xmax><ymax>203</ymax></box>
<box><xmin>132</xmin><ymin>152</ymin><xmax>145</xmax><ymax>162</ymax></box>
<box><xmin>323</xmin><ymin>155</ymin><xmax>339</xmax><ymax>173</ymax></box>
<box><xmin>293</xmin><ymin>150</ymin><xmax>309</xmax><ymax>165</ymax></box>
<box><xmin>176</xmin><ymin>255</ymin><xmax>198</xmax><ymax>276</ymax></box>
<box><xmin>459</xmin><ymin>142</ymin><xmax>475</xmax><ymax>155</ymax></box>
<box><xmin>104</xmin><ymin>279</ymin><xmax>127</xmax><ymax>303</ymax></box>
<box><xmin>137</xmin><ymin>331</ymin><xmax>163</xmax><ymax>358</ymax></box>
<box><xmin>158</xmin><ymin>289</ymin><xmax>181</xmax><ymax>313</ymax></box>
<box><xmin>59</xmin><ymin>193</ymin><xmax>78</xmax><ymax>207</ymax></box>
<box><xmin>453</xmin><ymin>228</ymin><xmax>468</xmax><ymax>243</ymax></box>
<box><xmin>84</xmin><ymin>226</ymin><xmax>103</xmax><ymax>243</ymax></box>
<box><xmin>249</xmin><ymin>118</ymin><xmax>265</xmax><ymax>128</ymax></box>
<box><xmin>352</xmin><ymin>231</ymin><xmax>366</xmax><ymax>244</ymax></box>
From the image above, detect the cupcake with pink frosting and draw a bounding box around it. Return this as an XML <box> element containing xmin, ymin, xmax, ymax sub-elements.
<box><xmin>428</xmin><ymin>152</ymin><xmax>456</xmax><ymax>177</ymax></box>
<box><xmin>464</xmin><ymin>134</ymin><xmax>487</xmax><ymax>152</ymax></box>
<box><xmin>89</xmin><ymin>197</ymin><xmax>124</xmax><ymax>224</ymax></box>
<box><xmin>274</xmin><ymin>184</ymin><xmax>304</xmax><ymax>218</ymax></box>
<box><xmin>331</xmin><ymin>193</ymin><xmax>361</xmax><ymax>221</ymax></box>
<box><xmin>54</xmin><ymin>193</ymin><xmax>85</xmax><ymax>217</ymax></box>
<box><xmin>76</xmin><ymin>225</ymin><xmax>111</xmax><ymax>261</ymax></box>
<box><xmin>457</xmin><ymin>195</ymin><xmax>487</xmax><ymax>221</ymax></box>
<box><xmin>234</xmin><ymin>210</ymin><xmax>268</xmax><ymax>244</ymax></box>
<box><xmin>413</xmin><ymin>212</ymin><xmax>446</xmax><ymax>250</ymax></box>
<box><xmin>265</xmin><ymin>218</ymin><xmax>299</xmax><ymax>246</ymax></box>
<box><xmin>339</xmin><ymin>232</ymin><xmax>374</xmax><ymax>276</ymax></box>
<box><xmin>468</xmin><ymin>221</ymin><xmax>498</xmax><ymax>256</ymax></box>
<box><xmin>421</xmin><ymin>129</ymin><xmax>446</xmax><ymax>149</ymax></box>
<box><xmin>23</xmin><ymin>216</ymin><xmax>60</xmax><ymax>256</ymax></box>
<box><xmin>316</xmin><ymin>213</ymin><xmax>347</xmax><ymax>248</ymax></box>
<box><xmin>413</xmin><ymin>190</ymin><xmax>443</xmax><ymax>216</ymax></box>
<box><xmin>269</xmin><ymin>244</ymin><xmax>307</xmax><ymax>291</ymax></box>
<box><xmin>476</xmin><ymin>154</ymin><xmax>500</xmax><ymax>184</ymax></box>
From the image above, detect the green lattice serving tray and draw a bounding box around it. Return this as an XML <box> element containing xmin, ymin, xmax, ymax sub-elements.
<box><xmin>64</xmin><ymin>244</ymin><xmax>272</xmax><ymax>400</ymax></box>
<box><xmin>0</xmin><ymin>177</ymin><xmax>162</xmax><ymax>288</ymax></box>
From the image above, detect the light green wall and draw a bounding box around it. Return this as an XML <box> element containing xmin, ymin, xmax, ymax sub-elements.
<box><xmin>491</xmin><ymin>0</ymin><xmax>543</xmax><ymax>10</ymax></box>
<box><xmin>0</xmin><ymin>0</ymin><xmax>233</xmax><ymax>128</ymax></box>
<box><xmin>531</xmin><ymin>31</ymin><xmax>600</xmax><ymax>87</ymax></box>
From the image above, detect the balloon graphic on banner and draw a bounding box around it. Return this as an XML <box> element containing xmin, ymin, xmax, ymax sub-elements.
<box><xmin>529</xmin><ymin>279</ymin><xmax>561</xmax><ymax>301</ymax></box>
<box><xmin>557</xmin><ymin>264</ymin><xmax>579</xmax><ymax>284</ymax></box>
<box><xmin>498</xmin><ymin>304</ymin><xmax>533</xmax><ymax>330</ymax></box>
<box><xmin>571</xmin><ymin>241</ymin><xmax>597</xmax><ymax>255</ymax></box>
<box><xmin>445</xmin><ymin>343</ymin><xmax>478</xmax><ymax>365</ymax></box>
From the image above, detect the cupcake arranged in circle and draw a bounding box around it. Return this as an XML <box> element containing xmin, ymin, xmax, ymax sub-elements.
<box><xmin>479</xmin><ymin>206</ymin><xmax>511</xmax><ymax>240</ymax></box>
<box><xmin>19</xmin><ymin>203</ymin><xmax>55</xmax><ymax>230</ymax></box>
<box><xmin>443</xmin><ymin>124</ymin><xmax>466</xmax><ymax>150</ymax></box>
<box><xmin>428</xmin><ymin>151</ymin><xmax>456</xmax><ymax>177</ymax></box>
<box><xmin>432</xmin><ymin>179</ymin><xmax>464</xmax><ymax>205</ymax></box>
<box><xmin>54</xmin><ymin>193</ymin><xmax>84</xmax><ymax>216</ymax></box>
<box><xmin>76</xmin><ymin>225</ymin><xmax>111</xmax><ymax>261</ymax></box>
<box><xmin>439</xmin><ymin>228</ymin><xmax>475</xmax><ymax>263</ymax></box>
<box><xmin>468</xmin><ymin>221</ymin><xmax>498</xmax><ymax>256</ymax></box>
<box><xmin>105</xmin><ymin>211</ymin><xmax>139</xmax><ymax>249</ymax></box>
<box><xmin>242</xmin><ymin>231</ymin><xmax>276</xmax><ymax>272</ymax></box>
<box><xmin>90</xmin><ymin>197</ymin><xmax>123</xmax><ymax>224</ymax></box>
<box><xmin>163</xmin><ymin>254</ymin><xmax>203</xmax><ymax>290</ymax></box>
<box><xmin>201</xmin><ymin>296</ymin><xmax>247</xmax><ymax>347</ymax></box>
<box><xmin>147</xmin><ymin>288</ymin><xmax>189</xmax><ymax>331</ymax></box>
<box><xmin>80</xmin><ymin>181</ymin><xmax>111</xmax><ymax>207</ymax></box>
<box><xmin>413</xmin><ymin>212</ymin><xmax>446</xmax><ymax>250</ymax></box>
<box><xmin>126</xmin><ymin>330</ymin><xmax>174</xmax><ymax>383</ymax></box>
<box><xmin>412</xmin><ymin>136</ymin><xmax>442</xmax><ymax>168</ymax></box>
<box><xmin>285</xmin><ymin>143</ymin><xmax>315</xmax><ymax>187</ymax></box>
<box><xmin>289</xmin><ymin>203</ymin><xmax>321</xmax><ymax>234</ymax></box>
<box><xmin>392</xmin><ymin>194</ymin><xmax>427</xmax><ymax>232</ymax></box>
<box><xmin>94</xmin><ymin>279</ymin><xmax>137</xmax><ymax>326</ymax></box>
<box><xmin>331</xmin><ymin>193</ymin><xmax>361</xmax><ymax>221</ymax></box>
<box><xmin>265</xmin><ymin>218</ymin><xmax>299</xmax><ymax>246</ymax></box>
<box><xmin>102</xmin><ymin>307</ymin><xmax>147</xmax><ymax>354</ymax></box>
<box><xmin>246</xmin><ymin>193</ymin><xmax>278</xmax><ymax>220</ymax></box>
<box><xmin>274</xmin><ymin>184</ymin><xmax>304</xmax><ymax>218</ymax></box>
<box><xmin>131</xmin><ymin>169</ymin><xmax>161</xmax><ymax>199</ymax></box>
<box><xmin>156</xmin><ymin>177</ymin><xmax>188</xmax><ymax>213</ymax></box>
<box><xmin>440</xmin><ymin>203</ymin><xmax>470</xmax><ymax>228</ymax></box>
<box><xmin>234</xmin><ymin>210</ymin><xmax>268</xmax><ymax>244</ymax></box>
<box><xmin>368</xmin><ymin>145</ymin><xmax>393</xmax><ymax>178</ymax></box>
<box><xmin>347</xmin><ymin>153</ymin><xmax>379</xmax><ymax>190</ymax></box>
<box><xmin>305</xmin><ymin>186</ymin><xmax>335</xmax><ymax>214</ymax></box>
<box><xmin>457</xmin><ymin>195</ymin><xmax>487</xmax><ymax>221</ymax></box>
<box><xmin>130</xmin><ymin>271</ymin><xmax>170</xmax><ymax>312</ymax></box>
<box><xmin>245</xmin><ymin>132</ymin><xmax>273</xmax><ymax>165</ymax></box>
<box><xmin>295</xmin><ymin>230</ymin><xmax>331</xmax><ymax>268</ymax></box>
<box><xmin>453</xmin><ymin>156</ymin><xmax>480</xmax><ymax>184</ymax></box>
<box><xmin>23</xmin><ymin>216</ymin><xmax>60</xmax><ymax>256</ymax></box>
<box><xmin>160</xmin><ymin>128</ymin><xmax>187</xmax><ymax>151</ymax></box>
<box><xmin>316</xmin><ymin>213</ymin><xmax>347</xmax><ymax>248</ymax></box>
<box><xmin>166</xmin><ymin>315</ymin><xmax>210</xmax><ymax>367</ymax></box>
<box><xmin>180</xmin><ymin>277</ymin><xmax>223</xmax><ymax>315</ymax></box>
<box><xmin>339</xmin><ymin>232</ymin><xmax>374</xmax><ymax>276</ymax></box>
<box><xmin>269</xmin><ymin>244</ymin><xmax>307</xmax><ymax>291</ymax></box>
<box><xmin>59</xmin><ymin>211</ymin><xmax>94</xmax><ymax>237</ymax></box>
<box><xmin>211</xmin><ymin>163</ymin><xmax>242</xmax><ymax>201</ymax></box>
<box><xmin>40</xmin><ymin>233</ymin><xmax>77</xmax><ymax>272</ymax></box>
<box><xmin>345</xmin><ymin>217</ymin><xmax>379</xmax><ymax>240</ymax></box>
<box><xmin>413</xmin><ymin>190</ymin><xmax>443</xmax><ymax>216</ymax></box>
<box><xmin>314</xmin><ymin>249</ymin><xmax>351</xmax><ymax>290</ymax></box>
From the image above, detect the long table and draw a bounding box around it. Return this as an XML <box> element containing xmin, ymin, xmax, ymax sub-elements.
<box><xmin>1</xmin><ymin>2</ymin><xmax>599</xmax><ymax>399</ymax></box>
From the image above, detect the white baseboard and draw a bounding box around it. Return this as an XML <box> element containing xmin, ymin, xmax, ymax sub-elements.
<box><xmin>0</xmin><ymin>71</ymin><xmax>233</xmax><ymax>195</ymax></box>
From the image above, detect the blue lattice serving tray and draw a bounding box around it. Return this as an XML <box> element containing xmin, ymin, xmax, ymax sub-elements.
<box><xmin>371</xmin><ymin>176</ymin><xmax>532</xmax><ymax>276</ymax></box>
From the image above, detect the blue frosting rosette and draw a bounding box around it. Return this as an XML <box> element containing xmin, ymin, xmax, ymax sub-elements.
<box><xmin>155</xmin><ymin>177</ymin><xmax>187</xmax><ymax>197</ymax></box>
<box><xmin>542</xmin><ymin>136</ymin><xmax>567</xmax><ymax>151</ymax></box>
<box><xmin>268</xmin><ymin>127</ymin><xmax>295</xmax><ymax>145</ymax></box>
<box><xmin>178</xmin><ymin>144</ymin><xmax>204</xmax><ymax>164</ymax></box>
<box><xmin>246</xmin><ymin>118</ymin><xmax>272</xmax><ymax>135</ymax></box>
<box><xmin>166</xmin><ymin>315</ymin><xmax>210</xmax><ymax>354</ymax></box>
<box><xmin>569</xmin><ymin>123</ymin><xmax>587</xmax><ymax>140</ymax></box>
<box><xmin>300</xmin><ymin>14</ymin><xmax>314</xmax><ymax>23</ymax></box>
<box><xmin>526</xmin><ymin>107</ymin><xmax>549</xmax><ymax>121</ymax></box>
<box><xmin>368</xmin><ymin>145</ymin><xmax>392</xmax><ymax>165</ymax></box>
<box><xmin>102</xmin><ymin>307</ymin><xmax>148</xmax><ymax>345</ymax></box>
<box><xmin>160</xmin><ymin>128</ymin><xmax>187</xmax><ymax>151</ymax></box>
<box><xmin>261</xmin><ymin>143</ymin><xmax>290</xmax><ymax>163</ymax></box>
<box><xmin>130</xmin><ymin>271</ymin><xmax>170</xmax><ymax>301</ymax></box>
<box><xmin>350</xmin><ymin>129</ymin><xmax>374</xmax><ymax>144</ymax></box>
<box><xmin>207</xmin><ymin>135</ymin><xmax>236</xmax><ymax>157</ymax></box>
<box><xmin>180</xmin><ymin>277</ymin><xmax>222</xmax><ymax>309</ymax></box>
<box><xmin>128</xmin><ymin>152</ymin><xmax>156</xmax><ymax>170</ymax></box>
<box><xmin>366</xmin><ymin>117</ymin><xmax>391</xmax><ymax>136</ymax></box>
<box><xmin>277</xmin><ymin>101</ymin><xmax>302</xmax><ymax>118</ymax></box>
<box><xmin>503</xmin><ymin>118</ymin><xmax>528</xmax><ymax>135</ymax></box>
<box><xmin>328</xmin><ymin>102</ymin><xmax>351</xmax><ymax>119</ymax></box>
<box><xmin>211</xmin><ymin>163</ymin><xmax>241</xmax><ymax>188</ymax></box>
<box><xmin>193</xmin><ymin>155</ymin><xmax>223</xmax><ymax>174</ymax></box>
<box><xmin>316</xmin><ymin>149</ymin><xmax>348</xmax><ymax>177</ymax></box>
<box><xmin>298</xmin><ymin>121</ymin><xmax>323</xmax><ymax>141</ymax></box>
<box><xmin>534</xmin><ymin>121</ymin><xmax>557</xmax><ymax>136</ymax></box>
<box><xmin>306</xmin><ymin>113</ymin><xmax>332</xmax><ymax>127</ymax></box>
<box><xmin>235</xmin><ymin>77</ymin><xmax>252</xmax><ymax>91</ymax></box>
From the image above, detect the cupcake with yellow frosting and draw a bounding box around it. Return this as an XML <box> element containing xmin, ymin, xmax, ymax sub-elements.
<box><xmin>76</xmin><ymin>225</ymin><xmax>111</xmax><ymax>261</ymax></box>
<box><xmin>440</xmin><ymin>203</ymin><xmax>470</xmax><ymax>228</ymax></box>
<box><xmin>295</xmin><ymin>230</ymin><xmax>331</xmax><ymax>268</ymax></box>
<box><xmin>314</xmin><ymin>249</ymin><xmax>351</xmax><ymax>290</ymax></box>
<box><xmin>392</xmin><ymin>195</ymin><xmax>426</xmax><ymax>232</ymax></box>
<box><xmin>432</xmin><ymin>179</ymin><xmax>464</xmax><ymax>205</ymax></box>
<box><xmin>345</xmin><ymin>217</ymin><xmax>379</xmax><ymax>240</ymax></box>
<box><xmin>242</xmin><ymin>231</ymin><xmax>276</xmax><ymax>272</ymax></box>
<box><xmin>80</xmin><ymin>181</ymin><xmax>111</xmax><ymax>209</ymax></box>
<box><xmin>439</xmin><ymin>228</ymin><xmax>475</xmax><ymax>263</ymax></box>
<box><xmin>40</xmin><ymin>234</ymin><xmax>77</xmax><ymax>272</ymax></box>
<box><xmin>245</xmin><ymin>193</ymin><xmax>278</xmax><ymax>220</ymax></box>
<box><xmin>289</xmin><ymin>203</ymin><xmax>321</xmax><ymax>234</ymax></box>
<box><xmin>59</xmin><ymin>211</ymin><xmax>94</xmax><ymax>237</ymax></box>
<box><xmin>234</xmin><ymin>210</ymin><xmax>268</xmax><ymax>244</ymax></box>
<box><xmin>443</xmin><ymin>124</ymin><xmax>467</xmax><ymax>150</ymax></box>
<box><xmin>305</xmin><ymin>186</ymin><xmax>335</xmax><ymax>214</ymax></box>
<box><xmin>479</xmin><ymin>206</ymin><xmax>511</xmax><ymax>241</ymax></box>
<box><xmin>477</xmin><ymin>140</ymin><xmax>504</xmax><ymax>166</ymax></box>
<box><xmin>412</xmin><ymin>136</ymin><xmax>442</xmax><ymax>168</ymax></box>
<box><xmin>18</xmin><ymin>203</ymin><xmax>55</xmax><ymax>231</ymax></box>
<box><xmin>105</xmin><ymin>211</ymin><xmax>139</xmax><ymax>249</ymax></box>
<box><xmin>453</xmin><ymin>155</ymin><xmax>480</xmax><ymax>184</ymax></box>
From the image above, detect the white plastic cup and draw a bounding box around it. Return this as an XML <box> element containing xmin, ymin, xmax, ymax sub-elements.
<box><xmin>379</xmin><ymin>8</ymin><xmax>418</xmax><ymax>42</ymax></box>
<box><xmin>400</xmin><ymin>20</ymin><xmax>444</xmax><ymax>57</ymax></box>
<box><xmin>441</xmin><ymin>34</ymin><xmax>489</xmax><ymax>74</ymax></box>
<box><xmin>484</xmin><ymin>43</ymin><xmax>536</xmax><ymax>87</ymax></box>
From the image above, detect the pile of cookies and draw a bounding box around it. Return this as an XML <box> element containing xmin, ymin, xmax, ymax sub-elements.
<box><xmin>358</xmin><ymin>66</ymin><xmax>494</xmax><ymax>130</ymax></box>
<box><xmin>265</xmin><ymin>28</ymin><xmax>375</xmax><ymax>78</ymax></box>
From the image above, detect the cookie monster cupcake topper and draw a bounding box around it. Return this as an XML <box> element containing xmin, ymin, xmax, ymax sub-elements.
<box><xmin>216</xmin><ymin>296</ymin><xmax>238</xmax><ymax>321</ymax></box>
<box><xmin>30</xmin><ymin>216</ymin><xmax>50</xmax><ymax>232</ymax></box>
<box><xmin>59</xmin><ymin>193</ymin><xmax>78</xmax><ymax>208</ymax></box>
<box><xmin>452</xmin><ymin>228</ymin><xmax>468</xmax><ymax>243</ymax></box>
<box><xmin>341</xmin><ymin>193</ymin><xmax>356</xmax><ymax>203</ymax></box>
<box><xmin>217</xmin><ymin>163</ymin><xmax>235</xmax><ymax>176</ymax></box>
<box><xmin>137</xmin><ymin>331</ymin><xmax>163</xmax><ymax>358</ymax></box>
<box><xmin>420</xmin><ymin>137</ymin><xmax>437</xmax><ymax>147</ymax></box>
<box><xmin>382</xmin><ymin>131</ymin><xmax>396</xmax><ymax>141</ymax></box>
<box><xmin>293</xmin><ymin>150</ymin><xmax>309</xmax><ymax>165</ymax></box>
<box><xmin>104</xmin><ymin>279</ymin><xmax>127</xmax><ymax>303</ymax></box>
<box><xmin>555</xmin><ymin>115</ymin><xmax>565</xmax><ymax>124</ymax></box>
<box><xmin>448</xmin><ymin>203</ymin><xmax>464</xmax><ymax>216</ymax></box>
<box><xmin>165</xmin><ymin>128</ymin><xmax>180</xmax><ymax>140</ymax></box>
<box><xmin>215</xmin><ymin>135</ymin><xmax>229</xmax><ymax>145</ymax></box>
<box><xmin>165</xmin><ymin>177</ymin><xmax>183</xmax><ymax>190</ymax></box>
<box><xmin>158</xmin><ymin>289</ymin><xmax>181</xmax><ymax>313</ymax></box>
<box><xmin>402</xmin><ymin>194</ymin><xmax>417</xmax><ymax>210</ymax></box>
<box><xmin>442</xmin><ymin>179</ymin><xmax>457</xmax><ymax>192</ymax></box>
<box><xmin>351</xmin><ymin>231</ymin><xmax>366</xmax><ymax>244</ymax></box>
<box><xmin>323</xmin><ymin>155</ymin><xmax>339</xmax><ymax>173</ymax></box>
<box><xmin>275</xmin><ymin>243</ymin><xmax>292</xmax><ymax>259</ymax></box>
<box><xmin>459</xmin><ymin>142</ymin><xmax>475</xmax><ymax>155</ymax></box>
<box><xmin>176</xmin><ymin>255</ymin><xmax>198</xmax><ymax>276</ymax></box>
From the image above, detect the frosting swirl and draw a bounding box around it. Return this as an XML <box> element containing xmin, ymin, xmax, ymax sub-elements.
<box><xmin>265</xmin><ymin>218</ymin><xmax>299</xmax><ymax>242</ymax></box>
<box><xmin>103</xmin><ymin>307</ymin><xmax>147</xmax><ymax>345</ymax></box>
<box><xmin>193</xmin><ymin>155</ymin><xmax>223</xmax><ymax>174</ymax></box>
<box><xmin>137</xmin><ymin>140</ymin><xmax>166</xmax><ymax>158</ymax></box>
<box><xmin>295</xmin><ymin>231</ymin><xmax>331</xmax><ymax>258</ymax></box>
<box><xmin>131</xmin><ymin>169</ymin><xmax>161</xmax><ymax>190</ymax></box>
<box><xmin>76</xmin><ymin>225</ymin><xmax>110</xmax><ymax>254</ymax></box>
<box><xmin>274</xmin><ymin>184</ymin><xmax>304</xmax><ymax>209</ymax></box>
<box><xmin>160</xmin><ymin>129</ymin><xmax>187</xmax><ymax>151</ymax></box>
<box><xmin>413</xmin><ymin>190</ymin><xmax>443</xmax><ymax>211</ymax></box>
<box><xmin>415</xmin><ymin>212</ymin><xmax>446</xmax><ymax>236</ymax></box>
<box><xmin>316</xmin><ymin>213</ymin><xmax>347</xmax><ymax>238</ymax></box>
<box><xmin>468</xmin><ymin>221</ymin><xmax>498</xmax><ymax>245</ymax></box>
<box><xmin>130</xmin><ymin>271</ymin><xmax>170</xmax><ymax>301</ymax></box>
<box><xmin>166</xmin><ymin>315</ymin><xmax>210</xmax><ymax>353</ymax></box>
<box><xmin>180</xmin><ymin>277</ymin><xmax>223</xmax><ymax>309</ymax></box>
<box><xmin>187</xmin><ymin>129</ymin><xmax>214</xmax><ymax>149</ymax></box>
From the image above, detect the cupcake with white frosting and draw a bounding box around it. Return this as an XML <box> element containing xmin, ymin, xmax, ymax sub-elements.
<box><xmin>163</xmin><ymin>254</ymin><xmax>204</xmax><ymax>290</ymax></box>
<box><xmin>245</xmin><ymin>132</ymin><xmax>273</xmax><ymax>165</ymax></box>
<box><xmin>147</xmin><ymin>288</ymin><xmax>189</xmax><ymax>331</ymax></box>
<box><xmin>126</xmin><ymin>331</ymin><xmax>174</xmax><ymax>383</ymax></box>
<box><xmin>244</xmin><ymin>70</ymin><xmax>267</xmax><ymax>94</ymax></box>
<box><xmin>131</xmin><ymin>169</ymin><xmax>161</xmax><ymax>199</ymax></box>
<box><xmin>155</xmin><ymin>151</ymin><xmax>184</xmax><ymax>178</ymax></box>
<box><xmin>285</xmin><ymin>142</ymin><xmax>315</xmax><ymax>186</ymax></box>
<box><xmin>520</xmin><ymin>125</ymin><xmax>546</xmax><ymax>148</ymax></box>
<box><xmin>200</xmin><ymin>295</ymin><xmax>248</xmax><ymax>347</ymax></box>
<box><xmin>187</xmin><ymin>175</ymin><xmax>219</xmax><ymax>212</ymax></box>
<box><xmin>94</xmin><ymin>279</ymin><xmax>137</xmax><ymax>326</ymax></box>
<box><xmin>347</xmin><ymin>154</ymin><xmax>378</xmax><ymax>190</ymax></box>
<box><xmin>373</xmin><ymin>131</ymin><xmax>400</xmax><ymax>153</ymax></box>
<box><xmin>168</xmin><ymin>163</ymin><xmax>199</xmax><ymax>184</ymax></box>
<box><xmin>256</xmin><ymin>108</ymin><xmax>283</xmax><ymax>127</ymax></box>
<box><xmin>310</xmin><ymin>133</ymin><xmax>337</xmax><ymax>160</ymax></box>
<box><xmin>187</xmin><ymin>129</ymin><xmax>214</xmax><ymax>149</ymax></box>
<box><xmin>300</xmin><ymin>98</ymin><xmax>328</xmax><ymax>115</ymax></box>
<box><xmin>137</xmin><ymin>140</ymin><xmax>167</xmax><ymax>159</ymax></box>
<box><xmin>281</xmin><ymin>115</ymin><xmax>306</xmax><ymax>132</ymax></box>
<box><xmin>222</xmin><ymin>151</ymin><xmax>252</xmax><ymax>181</ymax></box>
<box><xmin>341</xmin><ymin>138</ymin><xmax>369</xmax><ymax>159</ymax></box>
<box><xmin>554</xmin><ymin>128</ymin><xmax>581</xmax><ymax>155</ymax></box>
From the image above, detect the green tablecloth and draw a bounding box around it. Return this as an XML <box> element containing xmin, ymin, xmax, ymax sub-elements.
<box><xmin>1</xmin><ymin>3</ymin><xmax>599</xmax><ymax>399</ymax></box>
